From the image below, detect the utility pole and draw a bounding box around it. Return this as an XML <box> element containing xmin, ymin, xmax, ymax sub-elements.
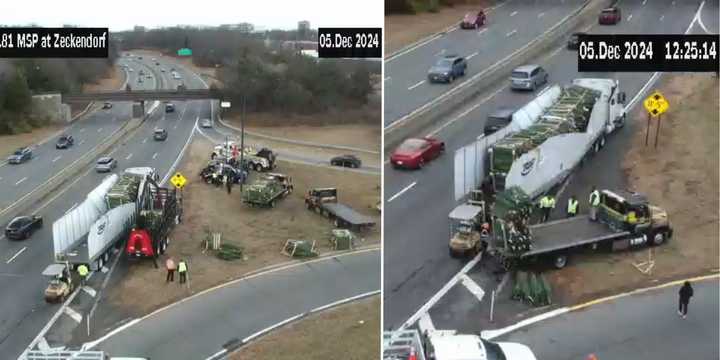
<box><xmin>239</xmin><ymin>95</ymin><xmax>246</xmax><ymax>193</ymax></box>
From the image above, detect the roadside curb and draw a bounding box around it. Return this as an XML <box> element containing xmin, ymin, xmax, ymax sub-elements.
<box><xmin>216</xmin><ymin>118</ymin><xmax>379</xmax><ymax>155</ymax></box>
<box><xmin>384</xmin><ymin>0</ymin><xmax>611</xmax><ymax>151</ymax></box>
<box><xmin>481</xmin><ymin>272</ymin><xmax>720</xmax><ymax>340</ymax></box>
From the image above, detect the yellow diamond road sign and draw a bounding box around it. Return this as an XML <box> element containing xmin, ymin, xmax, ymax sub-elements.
<box><xmin>643</xmin><ymin>91</ymin><xmax>669</xmax><ymax>117</ymax></box>
<box><xmin>170</xmin><ymin>172</ymin><xmax>186</xmax><ymax>189</ymax></box>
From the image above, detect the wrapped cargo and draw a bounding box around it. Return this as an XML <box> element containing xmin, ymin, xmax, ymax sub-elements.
<box><xmin>106</xmin><ymin>173</ymin><xmax>143</xmax><ymax>209</ymax></box>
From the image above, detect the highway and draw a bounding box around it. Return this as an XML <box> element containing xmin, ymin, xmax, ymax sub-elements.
<box><xmin>384</xmin><ymin>0</ymin><xmax>587</xmax><ymax>126</ymax></box>
<box><xmin>0</xmin><ymin>53</ymin><xmax>206</xmax><ymax>358</ymax></box>
<box><xmin>383</xmin><ymin>0</ymin><xmax>708</xmax><ymax>329</ymax></box>
<box><xmin>496</xmin><ymin>279</ymin><xmax>719</xmax><ymax>359</ymax></box>
<box><xmin>88</xmin><ymin>249</ymin><xmax>380</xmax><ymax>359</ymax></box>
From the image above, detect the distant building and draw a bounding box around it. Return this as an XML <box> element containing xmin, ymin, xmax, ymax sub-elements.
<box><xmin>219</xmin><ymin>23</ymin><xmax>254</xmax><ymax>33</ymax></box>
<box><xmin>133</xmin><ymin>26</ymin><xmax>146</xmax><ymax>32</ymax></box>
<box><xmin>298</xmin><ymin>20</ymin><xmax>310</xmax><ymax>32</ymax></box>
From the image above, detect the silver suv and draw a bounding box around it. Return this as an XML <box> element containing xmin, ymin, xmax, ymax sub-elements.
<box><xmin>510</xmin><ymin>64</ymin><xmax>548</xmax><ymax>91</ymax></box>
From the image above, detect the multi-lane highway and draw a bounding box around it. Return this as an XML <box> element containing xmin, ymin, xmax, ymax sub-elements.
<box><xmin>383</xmin><ymin>0</ymin><xmax>710</xmax><ymax>330</ymax></box>
<box><xmin>0</xmin><ymin>53</ymin><xmax>206</xmax><ymax>358</ymax></box>
<box><xmin>384</xmin><ymin>0</ymin><xmax>587</xmax><ymax>126</ymax></box>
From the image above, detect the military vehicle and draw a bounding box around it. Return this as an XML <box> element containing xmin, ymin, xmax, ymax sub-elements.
<box><xmin>241</xmin><ymin>173</ymin><xmax>293</xmax><ymax>207</ymax></box>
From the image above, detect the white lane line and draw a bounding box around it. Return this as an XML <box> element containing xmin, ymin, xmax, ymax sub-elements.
<box><xmin>477</xmin><ymin>28</ymin><xmax>488</xmax><ymax>37</ymax></box>
<box><xmin>15</xmin><ymin>177</ymin><xmax>27</xmax><ymax>186</ymax></box>
<box><xmin>627</xmin><ymin>14</ymin><xmax>633</xmax><ymax>22</ymax></box>
<box><xmin>538</xmin><ymin>12</ymin><xmax>545</xmax><ymax>18</ymax></box>
<box><xmin>672</xmin><ymin>0</ymin><xmax>675</xmax><ymax>5</ymax></box>
<box><xmin>506</xmin><ymin>29</ymin><xmax>517</xmax><ymax>37</ymax></box>
<box><xmin>482</xmin><ymin>308</ymin><xmax>570</xmax><ymax>340</ymax></box>
<box><xmin>125</xmin><ymin>153</ymin><xmax>133</xmax><ymax>160</ymax></box>
<box><xmin>52</xmin><ymin>156</ymin><xmax>61</xmax><ymax>163</ymax></box>
<box><xmin>387</xmin><ymin>181</ymin><xmax>417</xmax><ymax>203</ymax></box>
<box><xmin>428</xmin><ymin>85</ymin><xmax>507</xmax><ymax>136</ymax></box>
<box><xmin>418</xmin><ymin>313</ymin><xmax>436</xmax><ymax>333</ymax></box>
<box><xmin>173</xmin><ymin>123</ymin><xmax>178</xmax><ymax>129</ymax></box>
<box><xmin>79</xmin><ymin>139</ymin><xmax>85</xmax><ymax>145</ymax></box>
<box><xmin>660</xmin><ymin>15</ymin><xmax>665</xmax><ymax>21</ymax></box>
<box><xmin>82</xmin><ymin>286</ymin><xmax>97</xmax><ymax>297</ymax></box>
<box><xmin>384</xmin><ymin>77</ymin><xmax>391</xmax><ymax>82</ymax></box>
<box><xmin>460</xmin><ymin>274</ymin><xmax>486</xmax><ymax>302</ymax></box>
<box><xmin>152</xmin><ymin>153</ymin><xmax>158</xmax><ymax>159</ymax></box>
<box><xmin>97</xmin><ymin>128</ymin><xmax>103</xmax><ymax>132</ymax></box>
<box><xmin>79</xmin><ymin>128</ymin><xmax>85</xmax><ymax>133</ymax></box>
<box><xmin>64</xmin><ymin>306</ymin><xmax>83</xmax><ymax>323</ymax></box>
<box><xmin>408</xmin><ymin>80</ymin><xmax>425</xmax><ymax>91</ymax></box>
<box><xmin>434</xmin><ymin>49</ymin><xmax>446</xmax><ymax>57</ymax></box>
<box><xmin>510</xmin><ymin>11</ymin><xmax>518</xmax><ymax>17</ymax></box>
<box><xmin>467</xmin><ymin>51</ymin><xmax>479</xmax><ymax>60</ymax></box>
<box><xmin>65</xmin><ymin>202</ymin><xmax>78</xmax><ymax>214</ymax></box>
<box><xmin>142</xmin><ymin>138</ymin><xmax>148</xmax><ymax>144</ymax></box>
<box><xmin>642</xmin><ymin>0</ymin><xmax>647</xmax><ymax>5</ymax></box>
<box><xmin>401</xmin><ymin>252</ymin><xmax>483</xmax><ymax>329</ymax></box>
<box><xmin>38</xmin><ymin>337</ymin><xmax>50</xmax><ymax>351</ymax></box>
<box><xmin>6</xmin><ymin>247</ymin><xmax>27</xmax><ymax>264</ymax></box>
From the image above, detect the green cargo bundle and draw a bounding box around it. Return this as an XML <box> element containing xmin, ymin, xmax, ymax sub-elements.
<box><xmin>511</xmin><ymin>271</ymin><xmax>552</xmax><ymax>307</ymax></box>
<box><xmin>216</xmin><ymin>243</ymin><xmax>244</xmax><ymax>261</ymax></box>
<box><xmin>138</xmin><ymin>209</ymin><xmax>163</xmax><ymax>229</ymax></box>
<box><xmin>241</xmin><ymin>177</ymin><xmax>287</xmax><ymax>207</ymax></box>
<box><xmin>106</xmin><ymin>174</ymin><xmax>142</xmax><ymax>209</ymax></box>
<box><xmin>282</xmin><ymin>240</ymin><xmax>318</xmax><ymax>258</ymax></box>
<box><xmin>330</xmin><ymin>229</ymin><xmax>355</xmax><ymax>250</ymax></box>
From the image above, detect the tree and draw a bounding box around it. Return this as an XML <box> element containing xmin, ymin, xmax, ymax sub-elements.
<box><xmin>2</xmin><ymin>69</ymin><xmax>31</xmax><ymax>113</ymax></box>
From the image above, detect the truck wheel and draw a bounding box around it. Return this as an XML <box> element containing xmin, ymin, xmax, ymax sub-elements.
<box><xmin>593</xmin><ymin>140</ymin><xmax>601</xmax><ymax>153</ymax></box>
<box><xmin>651</xmin><ymin>231</ymin><xmax>666</xmax><ymax>246</ymax></box>
<box><xmin>254</xmin><ymin>164</ymin><xmax>263</xmax><ymax>172</ymax></box>
<box><xmin>599</xmin><ymin>136</ymin><xmax>606</xmax><ymax>148</ymax></box>
<box><xmin>334</xmin><ymin>219</ymin><xmax>341</xmax><ymax>227</ymax></box>
<box><xmin>270</xmin><ymin>200</ymin><xmax>276</xmax><ymax>208</ymax></box>
<box><xmin>553</xmin><ymin>254</ymin><xmax>568</xmax><ymax>269</ymax></box>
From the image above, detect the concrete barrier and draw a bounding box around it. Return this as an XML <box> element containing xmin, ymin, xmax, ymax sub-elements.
<box><xmin>384</xmin><ymin>0</ymin><xmax>613</xmax><ymax>152</ymax></box>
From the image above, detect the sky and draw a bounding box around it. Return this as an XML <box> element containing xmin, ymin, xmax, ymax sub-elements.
<box><xmin>0</xmin><ymin>0</ymin><xmax>383</xmax><ymax>31</ymax></box>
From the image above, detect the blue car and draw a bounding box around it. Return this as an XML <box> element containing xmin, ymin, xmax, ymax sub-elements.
<box><xmin>7</xmin><ymin>147</ymin><xmax>32</xmax><ymax>164</ymax></box>
<box><xmin>428</xmin><ymin>55</ymin><xmax>467</xmax><ymax>83</ymax></box>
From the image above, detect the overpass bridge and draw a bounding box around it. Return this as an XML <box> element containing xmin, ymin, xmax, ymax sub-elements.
<box><xmin>61</xmin><ymin>88</ymin><xmax>223</xmax><ymax>103</ymax></box>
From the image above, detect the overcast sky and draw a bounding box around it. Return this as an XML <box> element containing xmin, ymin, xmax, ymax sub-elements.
<box><xmin>0</xmin><ymin>0</ymin><xmax>382</xmax><ymax>31</ymax></box>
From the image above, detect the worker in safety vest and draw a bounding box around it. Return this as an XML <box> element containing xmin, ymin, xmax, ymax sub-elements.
<box><xmin>178</xmin><ymin>259</ymin><xmax>188</xmax><ymax>284</ymax></box>
<box><xmin>567</xmin><ymin>195</ymin><xmax>579</xmax><ymax>218</ymax></box>
<box><xmin>589</xmin><ymin>187</ymin><xmax>601</xmax><ymax>221</ymax></box>
<box><xmin>626</xmin><ymin>210</ymin><xmax>638</xmax><ymax>232</ymax></box>
<box><xmin>539</xmin><ymin>195</ymin><xmax>555</xmax><ymax>222</ymax></box>
<box><xmin>77</xmin><ymin>264</ymin><xmax>89</xmax><ymax>287</ymax></box>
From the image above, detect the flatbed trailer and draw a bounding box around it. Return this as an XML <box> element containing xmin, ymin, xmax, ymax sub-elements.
<box><xmin>305</xmin><ymin>188</ymin><xmax>376</xmax><ymax>231</ymax></box>
<box><xmin>491</xmin><ymin>190</ymin><xmax>673</xmax><ymax>269</ymax></box>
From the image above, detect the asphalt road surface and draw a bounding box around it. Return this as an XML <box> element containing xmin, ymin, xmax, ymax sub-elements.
<box><xmin>0</xmin><ymin>54</ymin><xmax>205</xmax><ymax>358</ymax></box>
<box><xmin>498</xmin><ymin>279</ymin><xmax>720</xmax><ymax>359</ymax></box>
<box><xmin>383</xmin><ymin>0</ymin><xmax>706</xmax><ymax>329</ymax></box>
<box><xmin>91</xmin><ymin>250</ymin><xmax>380</xmax><ymax>359</ymax></box>
<box><xmin>384</xmin><ymin>0</ymin><xmax>586</xmax><ymax>126</ymax></box>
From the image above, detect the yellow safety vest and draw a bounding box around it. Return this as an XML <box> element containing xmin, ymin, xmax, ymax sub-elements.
<box><xmin>548</xmin><ymin>197</ymin><xmax>556</xmax><ymax>208</ymax></box>
<box><xmin>590</xmin><ymin>190</ymin><xmax>600</xmax><ymax>207</ymax></box>
<box><xmin>568</xmin><ymin>199</ymin><xmax>578</xmax><ymax>214</ymax></box>
<box><xmin>178</xmin><ymin>262</ymin><xmax>187</xmax><ymax>273</ymax></box>
<box><xmin>540</xmin><ymin>196</ymin><xmax>549</xmax><ymax>208</ymax></box>
<box><xmin>627</xmin><ymin>211</ymin><xmax>637</xmax><ymax>224</ymax></box>
<box><xmin>78</xmin><ymin>265</ymin><xmax>89</xmax><ymax>277</ymax></box>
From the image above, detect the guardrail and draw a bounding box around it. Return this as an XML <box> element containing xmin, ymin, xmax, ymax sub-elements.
<box><xmin>384</xmin><ymin>0</ymin><xmax>613</xmax><ymax>151</ymax></box>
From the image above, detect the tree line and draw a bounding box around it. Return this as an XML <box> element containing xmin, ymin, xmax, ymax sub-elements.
<box><xmin>386</xmin><ymin>0</ymin><xmax>470</xmax><ymax>14</ymax></box>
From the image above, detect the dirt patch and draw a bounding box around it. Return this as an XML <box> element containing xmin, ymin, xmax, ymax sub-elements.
<box><xmin>0</xmin><ymin>124</ymin><xmax>64</xmax><ymax>158</ymax></box>
<box><xmin>82</xmin><ymin>65</ymin><xmax>125</xmax><ymax>93</ymax></box>
<box><xmin>386</xmin><ymin>0</ymin><xmax>491</xmax><ymax>54</ymax></box>
<box><xmin>244</xmin><ymin>124</ymin><xmax>380</xmax><ymax>152</ymax></box>
<box><xmin>232</xmin><ymin>296</ymin><xmax>380</xmax><ymax>360</ymax></box>
<box><xmin>548</xmin><ymin>74</ymin><xmax>720</xmax><ymax>305</ymax></box>
<box><xmin>105</xmin><ymin>137</ymin><xmax>380</xmax><ymax>316</ymax></box>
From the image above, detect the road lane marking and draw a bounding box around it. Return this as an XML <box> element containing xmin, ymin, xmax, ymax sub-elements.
<box><xmin>82</xmin><ymin>286</ymin><xmax>97</xmax><ymax>297</ymax></box>
<box><xmin>660</xmin><ymin>15</ymin><xmax>664</xmax><ymax>21</ymax></box>
<box><xmin>419</xmin><ymin>313</ymin><xmax>436</xmax><ymax>333</ymax></box>
<box><xmin>642</xmin><ymin>0</ymin><xmax>647</xmax><ymax>4</ymax></box>
<box><xmin>174</xmin><ymin>123</ymin><xmax>178</xmax><ymax>129</ymax></box>
<box><xmin>142</xmin><ymin>138</ymin><xmax>148</xmax><ymax>143</ymax></box>
<box><xmin>477</xmin><ymin>28</ymin><xmax>488</xmax><ymax>37</ymax></box>
<box><xmin>434</xmin><ymin>49</ymin><xmax>446</xmax><ymax>57</ymax></box>
<box><xmin>408</xmin><ymin>80</ymin><xmax>425</xmax><ymax>91</ymax></box>
<box><xmin>510</xmin><ymin>11</ymin><xmax>518</xmax><ymax>17</ymax></box>
<box><xmin>460</xmin><ymin>274</ymin><xmax>486</xmax><ymax>302</ymax></box>
<box><xmin>506</xmin><ymin>29</ymin><xmax>517</xmax><ymax>37</ymax></box>
<box><xmin>79</xmin><ymin>139</ymin><xmax>85</xmax><ymax>145</ymax></box>
<box><xmin>79</xmin><ymin>128</ymin><xmax>85</xmax><ymax>133</ymax></box>
<box><xmin>52</xmin><ymin>156</ymin><xmax>61</xmax><ymax>163</ymax></box>
<box><xmin>538</xmin><ymin>12</ymin><xmax>545</xmax><ymax>18</ymax></box>
<box><xmin>428</xmin><ymin>85</ymin><xmax>507</xmax><ymax>136</ymax></box>
<box><xmin>125</xmin><ymin>153</ymin><xmax>133</xmax><ymax>160</ymax></box>
<box><xmin>97</xmin><ymin>128</ymin><xmax>103</xmax><ymax>132</ymax></box>
<box><xmin>6</xmin><ymin>247</ymin><xmax>27</xmax><ymax>264</ymax></box>
<box><xmin>387</xmin><ymin>181</ymin><xmax>417</xmax><ymax>203</ymax></box>
<box><xmin>64</xmin><ymin>306</ymin><xmax>83</xmax><ymax>323</ymax></box>
<box><xmin>627</xmin><ymin>14</ymin><xmax>633</xmax><ymax>22</ymax></box>
<box><xmin>152</xmin><ymin>153</ymin><xmax>158</xmax><ymax>159</ymax></box>
<box><xmin>15</xmin><ymin>177</ymin><xmax>27</xmax><ymax>186</ymax></box>
<box><xmin>65</xmin><ymin>202</ymin><xmax>78</xmax><ymax>214</ymax></box>
<box><xmin>384</xmin><ymin>77</ymin><xmax>391</xmax><ymax>82</ymax></box>
<box><xmin>467</xmin><ymin>51</ymin><xmax>479</xmax><ymax>60</ymax></box>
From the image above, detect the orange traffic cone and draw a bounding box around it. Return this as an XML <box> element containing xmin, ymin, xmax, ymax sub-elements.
<box><xmin>586</xmin><ymin>354</ymin><xmax>598</xmax><ymax>360</ymax></box>
<box><xmin>408</xmin><ymin>348</ymin><xmax>417</xmax><ymax>360</ymax></box>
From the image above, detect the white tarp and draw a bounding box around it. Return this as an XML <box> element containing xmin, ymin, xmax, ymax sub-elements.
<box><xmin>87</xmin><ymin>203</ymin><xmax>136</xmax><ymax>261</ymax></box>
<box><xmin>86</xmin><ymin>174</ymin><xmax>118</xmax><ymax>213</ymax></box>
<box><xmin>53</xmin><ymin>199</ymin><xmax>102</xmax><ymax>257</ymax></box>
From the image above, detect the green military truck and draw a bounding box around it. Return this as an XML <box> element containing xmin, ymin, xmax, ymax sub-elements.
<box><xmin>241</xmin><ymin>173</ymin><xmax>293</xmax><ymax>208</ymax></box>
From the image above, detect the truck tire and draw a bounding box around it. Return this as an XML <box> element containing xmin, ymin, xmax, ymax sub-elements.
<box><xmin>593</xmin><ymin>140</ymin><xmax>601</xmax><ymax>153</ymax></box>
<box><xmin>599</xmin><ymin>135</ymin><xmax>606</xmax><ymax>148</ymax></box>
<box><xmin>650</xmin><ymin>231</ymin><xmax>666</xmax><ymax>246</ymax></box>
<box><xmin>254</xmin><ymin>164</ymin><xmax>263</xmax><ymax>172</ymax></box>
<box><xmin>553</xmin><ymin>254</ymin><xmax>568</xmax><ymax>269</ymax></box>
<box><xmin>334</xmin><ymin>219</ymin><xmax>341</xmax><ymax>227</ymax></box>
<box><xmin>270</xmin><ymin>200</ymin><xmax>276</xmax><ymax>208</ymax></box>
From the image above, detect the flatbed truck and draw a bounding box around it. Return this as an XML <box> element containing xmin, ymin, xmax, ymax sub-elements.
<box><xmin>305</xmin><ymin>188</ymin><xmax>376</xmax><ymax>231</ymax></box>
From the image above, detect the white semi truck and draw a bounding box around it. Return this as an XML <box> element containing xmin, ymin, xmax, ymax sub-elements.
<box><xmin>453</xmin><ymin>78</ymin><xmax>627</xmax><ymax>201</ymax></box>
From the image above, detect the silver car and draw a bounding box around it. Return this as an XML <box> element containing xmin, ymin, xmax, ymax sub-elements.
<box><xmin>201</xmin><ymin>119</ymin><xmax>212</xmax><ymax>128</ymax></box>
<box><xmin>510</xmin><ymin>64</ymin><xmax>548</xmax><ymax>91</ymax></box>
<box><xmin>95</xmin><ymin>157</ymin><xmax>117</xmax><ymax>173</ymax></box>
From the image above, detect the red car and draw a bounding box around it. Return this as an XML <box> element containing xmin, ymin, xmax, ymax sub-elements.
<box><xmin>390</xmin><ymin>137</ymin><xmax>445</xmax><ymax>169</ymax></box>
<box><xmin>460</xmin><ymin>10</ymin><xmax>486</xmax><ymax>29</ymax></box>
<box><xmin>598</xmin><ymin>7</ymin><xmax>621</xmax><ymax>25</ymax></box>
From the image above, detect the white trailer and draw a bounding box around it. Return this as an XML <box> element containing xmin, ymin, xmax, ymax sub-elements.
<box><xmin>454</xmin><ymin>78</ymin><xmax>626</xmax><ymax>201</ymax></box>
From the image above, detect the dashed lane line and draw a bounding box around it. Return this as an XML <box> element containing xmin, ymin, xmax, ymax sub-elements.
<box><xmin>387</xmin><ymin>181</ymin><xmax>417</xmax><ymax>203</ymax></box>
<box><xmin>408</xmin><ymin>80</ymin><xmax>425</xmax><ymax>91</ymax></box>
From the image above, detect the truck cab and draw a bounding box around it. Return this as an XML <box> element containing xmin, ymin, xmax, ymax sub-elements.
<box><xmin>598</xmin><ymin>190</ymin><xmax>672</xmax><ymax>246</ymax></box>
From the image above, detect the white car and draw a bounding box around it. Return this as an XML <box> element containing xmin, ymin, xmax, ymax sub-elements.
<box><xmin>427</xmin><ymin>331</ymin><xmax>537</xmax><ymax>360</ymax></box>
<box><xmin>128</xmin><ymin>68</ymin><xmax>134</xmax><ymax>72</ymax></box>
<box><xmin>201</xmin><ymin>119</ymin><xmax>212</xmax><ymax>128</ymax></box>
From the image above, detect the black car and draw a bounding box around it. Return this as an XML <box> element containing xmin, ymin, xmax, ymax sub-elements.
<box><xmin>484</xmin><ymin>108</ymin><xmax>514</xmax><ymax>136</ymax></box>
<box><xmin>56</xmin><ymin>135</ymin><xmax>74</xmax><ymax>149</ymax></box>
<box><xmin>165</xmin><ymin>103</ymin><xmax>175</xmax><ymax>113</ymax></box>
<box><xmin>428</xmin><ymin>55</ymin><xmax>467</xmax><ymax>83</ymax></box>
<box><xmin>5</xmin><ymin>215</ymin><xmax>43</xmax><ymax>240</ymax></box>
<box><xmin>567</xmin><ymin>32</ymin><xmax>584</xmax><ymax>50</ymax></box>
<box><xmin>103</xmin><ymin>102</ymin><xmax>113</xmax><ymax>109</ymax></box>
<box><xmin>330</xmin><ymin>154</ymin><xmax>362</xmax><ymax>168</ymax></box>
